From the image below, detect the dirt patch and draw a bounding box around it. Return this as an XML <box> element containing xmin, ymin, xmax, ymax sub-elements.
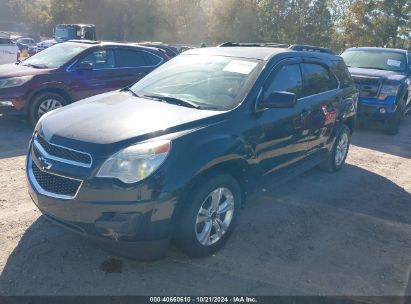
<box><xmin>0</xmin><ymin>114</ymin><xmax>410</xmax><ymax>296</ymax></box>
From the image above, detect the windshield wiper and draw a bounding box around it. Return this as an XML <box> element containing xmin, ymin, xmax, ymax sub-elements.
<box><xmin>356</xmin><ymin>66</ymin><xmax>388</xmax><ymax>71</ymax></box>
<box><xmin>22</xmin><ymin>63</ymin><xmax>48</xmax><ymax>69</ymax></box>
<box><xmin>121</xmin><ymin>87</ymin><xmax>138</xmax><ymax>97</ymax></box>
<box><xmin>141</xmin><ymin>94</ymin><xmax>200</xmax><ymax>109</ymax></box>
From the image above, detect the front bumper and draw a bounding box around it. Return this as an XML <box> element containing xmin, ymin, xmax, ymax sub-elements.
<box><xmin>0</xmin><ymin>86</ymin><xmax>29</xmax><ymax>114</ymax></box>
<box><xmin>357</xmin><ymin>96</ymin><xmax>398</xmax><ymax>120</ymax></box>
<box><xmin>26</xmin><ymin>152</ymin><xmax>176</xmax><ymax>260</ymax></box>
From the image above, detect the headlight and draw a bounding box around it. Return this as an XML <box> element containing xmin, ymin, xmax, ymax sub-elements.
<box><xmin>0</xmin><ymin>76</ymin><xmax>33</xmax><ymax>89</ymax></box>
<box><xmin>378</xmin><ymin>84</ymin><xmax>399</xmax><ymax>100</ymax></box>
<box><xmin>97</xmin><ymin>140</ymin><xmax>171</xmax><ymax>184</ymax></box>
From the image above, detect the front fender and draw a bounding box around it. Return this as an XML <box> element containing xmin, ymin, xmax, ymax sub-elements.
<box><xmin>24</xmin><ymin>81</ymin><xmax>74</xmax><ymax>110</ymax></box>
<box><xmin>163</xmin><ymin>131</ymin><xmax>251</xmax><ymax>196</ymax></box>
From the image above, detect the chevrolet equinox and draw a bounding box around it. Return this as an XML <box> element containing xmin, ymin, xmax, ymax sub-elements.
<box><xmin>26</xmin><ymin>44</ymin><xmax>357</xmax><ymax>259</ymax></box>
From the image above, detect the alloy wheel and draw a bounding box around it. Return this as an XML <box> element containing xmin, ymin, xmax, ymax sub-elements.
<box><xmin>37</xmin><ymin>98</ymin><xmax>64</xmax><ymax>117</ymax></box>
<box><xmin>335</xmin><ymin>132</ymin><xmax>349</xmax><ymax>166</ymax></box>
<box><xmin>195</xmin><ymin>187</ymin><xmax>235</xmax><ymax>246</ymax></box>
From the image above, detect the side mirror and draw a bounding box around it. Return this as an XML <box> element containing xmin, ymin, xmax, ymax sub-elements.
<box><xmin>258</xmin><ymin>91</ymin><xmax>297</xmax><ymax>109</ymax></box>
<box><xmin>77</xmin><ymin>62</ymin><xmax>93</xmax><ymax>71</ymax></box>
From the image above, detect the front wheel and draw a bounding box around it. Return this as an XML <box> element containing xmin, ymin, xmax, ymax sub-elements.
<box><xmin>319</xmin><ymin>125</ymin><xmax>351</xmax><ymax>172</ymax></box>
<box><xmin>175</xmin><ymin>174</ymin><xmax>241</xmax><ymax>257</ymax></box>
<box><xmin>29</xmin><ymin>92</ymin><xmax>68</xmax><ymax>126</ymax></box>
<box><xmin>385</xmin><ymin>106</ymin><xmax>403</xmax><ymax>135</ymax></box>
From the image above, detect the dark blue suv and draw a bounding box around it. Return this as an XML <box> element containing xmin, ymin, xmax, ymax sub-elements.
<box><xmin>341</xmin><ymin>47</ymin><xmax>411</xmax><ymax>134</ymax></box>
<box><xmin>26</xmin><ymin>44</ymin><xmax>357</xmax><ymax>259</ymax></box>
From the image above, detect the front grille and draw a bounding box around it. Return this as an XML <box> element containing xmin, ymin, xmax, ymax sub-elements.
<box><xmin>35</xmin><ymin>135</ymin><xmax>91</xmax><ymax>166</ymax></box>
<box><xmin>352</xmin><ymin>76</ymin><xmax>381</xmax><ymax>98</ymax></box>
<box><xmin>31</xmin><ymin>160</ymin><xmax>81</xmax><ymax>197</ymax></box>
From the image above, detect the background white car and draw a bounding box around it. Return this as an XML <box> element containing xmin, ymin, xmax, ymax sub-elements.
<box><xmin>0</xmin><ymin>37</ymin><xmax>18</xmax><ymax>65</ymax></box>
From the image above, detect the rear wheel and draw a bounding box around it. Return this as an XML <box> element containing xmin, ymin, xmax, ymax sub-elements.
<box><xmin>175</xmin><ymin>174</ymin><xmax>241</xmax><ymax>257</ymax></box>
<box><xmin>29</xmin><ymin>92</ymin><xmax>68</xmax><ymax>126</ymax></box>
<box><xmin>319</xmin><ymin>125</ymin><xmax>351</xmax><ymax>172</ymax></box>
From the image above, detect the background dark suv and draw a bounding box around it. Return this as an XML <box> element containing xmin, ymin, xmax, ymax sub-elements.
<box><xmin>27</xmin><ymin>44</ymin><xmax>357</xmax><ymax>259</ymax></box>
<box><xmin>0</xmin><ymin>40</ymin><xmax>170</xmax><ymax>124</ymax></box>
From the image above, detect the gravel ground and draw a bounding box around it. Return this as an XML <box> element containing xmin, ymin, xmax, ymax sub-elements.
<box><xmin>0</xmin><ymin>114</ymin><xmax>410</xmax><ymax>297</ymax></box>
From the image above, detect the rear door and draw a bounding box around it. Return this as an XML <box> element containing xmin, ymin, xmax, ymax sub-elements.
<box><xmin>300</xmin><ymin>61</ymin><xmax>340</xmax><ymax>156</ymax></box>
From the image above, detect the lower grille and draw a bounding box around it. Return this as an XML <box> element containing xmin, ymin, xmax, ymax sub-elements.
<box><xmin>30</xmin><ymin>159</ymin><xmax>81</xmax><ymax>198</ymax></box>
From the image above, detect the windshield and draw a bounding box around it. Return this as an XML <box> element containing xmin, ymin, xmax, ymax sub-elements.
<box><xmin>22</xmin><ymin>42</ymin><xmax>87</xmax><ymax>69</ymax></box>
<box><xmin>130</xmin><ymin>54</ymin><xmax>261</xmax><ymax>110</ymax></box>
<box><xmin>341</xmin><ymin>50</ymin><xmax>406</xmax><ymax>73</ymax></box>
<box><xmin>55</xmin><ymin>26</ymin><xmax>78</xmax><ymax>41</ymax></box>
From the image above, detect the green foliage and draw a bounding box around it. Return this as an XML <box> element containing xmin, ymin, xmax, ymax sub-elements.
<box><xmin>4</xmin><ymin>0</ymin><xmax>411</xmax><ymax>49</ymax></box>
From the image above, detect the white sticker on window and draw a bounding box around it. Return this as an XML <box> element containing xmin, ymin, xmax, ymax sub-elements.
<box><xmin>387</xmin><ymin>59</ymin><xmax>401</xmax><ymax>67</ymax></box>
<box><xmin>224</xmin><ymin>60</ymin><xmax>258</xmax><ymax>74</ymax></box>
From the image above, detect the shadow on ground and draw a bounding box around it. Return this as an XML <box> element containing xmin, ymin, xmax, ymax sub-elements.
<box><xmin>1</xmin><ymin>164</ymin><xmax>411</xmax><ymax>296</ymax></box>
<box><xmin>352</xmin><ymin>115</ymin><xmax>411</xmax><ymax>159</ymax></box>
<box><xmin>0</xmin><ymin>115</ymin><xmax>33</xmax><ymax>159</ymax></box>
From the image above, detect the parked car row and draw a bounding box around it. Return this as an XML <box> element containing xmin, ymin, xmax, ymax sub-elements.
<box><xmin>0</xmin><ymin>37</ymin><xmax>409</xmax><ymax>259</ymax></box>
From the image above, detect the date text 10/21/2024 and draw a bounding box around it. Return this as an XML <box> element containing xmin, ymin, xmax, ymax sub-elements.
<box><xmin>149</xmin><ymin>297</ymin><xmax>258</xmax><ymax>303</ymax></box>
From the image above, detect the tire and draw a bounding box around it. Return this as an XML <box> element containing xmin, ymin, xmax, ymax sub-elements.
<box><xmin>319</xmin><ymin>124</ymin><xmax>351</xmax><ymax>173</ymax></box>
<box><xmin>29</xmin><ymin>92</ymin><xmax>68</xmax><ymax>126</ymax></box>
<box><xmin>175</xmin><ymin>173</ymin><xmax>241</xmax><ymax>257</ymax></box>
<box><xmin>385</xmin><ymin>106</ymin><xmax>403</xmax><ymax>135</ymax></box>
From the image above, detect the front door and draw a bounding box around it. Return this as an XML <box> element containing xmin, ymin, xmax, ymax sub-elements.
<box><xmin>69</xmin><ymin>48</ymin><xmax>118</xmax><ymax>100</ymax></box>
<box><xmin>250</xmin><ymin>59</ymin><xmax>310</xmax><ymax>177</ymax></box>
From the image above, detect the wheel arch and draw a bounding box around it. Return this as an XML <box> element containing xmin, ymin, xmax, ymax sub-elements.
<box><xmin>170</xmin><ymin>159</ymin><xmax>250</xmax><ymax>234</ymax></box>
<box><xmin>25</xmin><ymin>86</ymin><xmax>73</xmax><ymax>113</ymax></box>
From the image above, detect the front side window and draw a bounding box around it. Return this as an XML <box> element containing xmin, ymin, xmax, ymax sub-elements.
<box><xmin>263</xmin><ymin>64</ymin><xmax>303</xmax><ymax>99</ymax></box>
<box><xmin>22</xmin><ymin>42</ymin><xmax>88</xmax><ymax>69</ymax></box>
<box><xmin>130</xmin><ymin>54</ymin><xmax>262</xmax><ymax>110</ymax></box>
<box><xmin>341</xmin><ymin>50</ymin><xmax>406</xmax><ymax>73</ymax></box>
<box><xmin>79</xmin><ymin>49</ymin><xmax>115</xmax><ymax>69</ymax></box>
<box><xmin>303</xmin><ymin>63</ymin><xmax>338</xmax><ymax>96</ymax></box>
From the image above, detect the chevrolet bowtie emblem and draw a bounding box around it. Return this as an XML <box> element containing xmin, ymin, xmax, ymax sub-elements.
<box><xmin>38</xmin><ymin>156</ymin><xmax>52</xmax><ymax>170</ymax></box>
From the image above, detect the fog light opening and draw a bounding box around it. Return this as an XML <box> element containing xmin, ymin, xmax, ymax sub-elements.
<box><xmin>379</xmin><ymin>108</ymin><xmax>386</xmax><ymax>114</ymax></box>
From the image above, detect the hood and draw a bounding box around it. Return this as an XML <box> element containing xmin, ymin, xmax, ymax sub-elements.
<box><xmin>348</xmin><ymin>67</ymin><xmax>406</xmax><ymax>82</ymax></box>
<box><xmin>0</xmin><ymin>63</ymin><xmax>52</xmax><ymax>78</ymax></box>
<box><xmin>40</xmin><ymin>91</ymin><xmax>225</xmax><ymax>146</ymax></box>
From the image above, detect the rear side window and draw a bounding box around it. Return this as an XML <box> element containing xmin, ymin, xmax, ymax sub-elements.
<box><xmin>144</xmin><ymin>52</ymin><xmax>162</xmax><ymax>66</ymax></box>
<box><xmin>302</xmin><ymin>63</ymin><xmax>338</xmax><ymax>96</ymax></box>
<box><xmin>264</xmin><ymin>64</ymin><xmax>303</xmax><ymax>99</ymax></box>
<box><xmin>118</xmin><ymin>49</ymin><xmax>146</xmax><ymax>67</ymax></box>
<box><xmin>332</xmin><ymin>60</ymin><xmax>353</xmax><ymax>88</ymax></box>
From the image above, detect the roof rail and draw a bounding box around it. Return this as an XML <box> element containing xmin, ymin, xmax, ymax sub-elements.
<box><xmin>218</xmin><ymin>42</ymin><xmax>289</xmax><ymax>48</ymax></box>
<box><xmin>67</xmin><ymin>40</ymin><xmax>100</xmax><ymax>44</ymax></box>
<box><xmin>289</xmin><ymin>44</ymin><xmax>334</xmax><ymax>54</ymax></box>
<box><xmin>218</xmin><ymin>42</ymin><xmax>335</xmax><ymax>55</ymax></box>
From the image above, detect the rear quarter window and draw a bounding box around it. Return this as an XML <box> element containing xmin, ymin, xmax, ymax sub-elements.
<box><xmin>332</xmin><ymin>60</ymin><xmax>353</xmax><ymax>88</ymax></box>
<box><xmin>143</xmin><ymin>52</ymin><xmax>162</xmax><ymax>66</ymax></box>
